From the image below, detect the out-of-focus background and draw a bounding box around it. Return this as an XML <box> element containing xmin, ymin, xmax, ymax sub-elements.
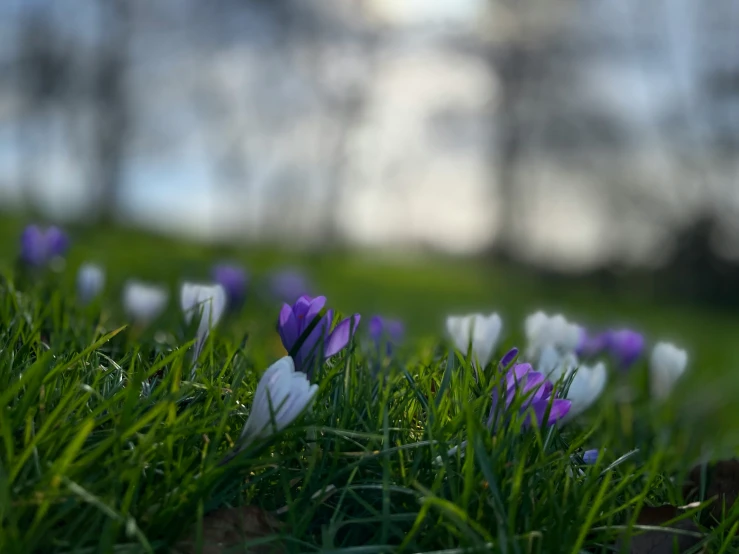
<box><xmin>1</xmin><ymin>0</ymin><xmax>738</xmax><ymax>349</ymax></box>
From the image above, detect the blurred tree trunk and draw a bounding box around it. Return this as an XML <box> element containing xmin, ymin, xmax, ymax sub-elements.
<box><xmin>92</xmin><ymin>0</ymin><xmax>131</xmax><ymax>224</ymax></box>
<box><xmin>15</xmin><ymin>12</ymin><xmax>70</xmax><ymax>218</ymax></box>
<box><xmin>322</xmin><ymin>80</ymin><xmax>372</xmax><ymax>248</ymax></box>
<box><xmin>491</xmin><ymin>44</ymin><xmax>528</xmax><ymax>258</ymax></box>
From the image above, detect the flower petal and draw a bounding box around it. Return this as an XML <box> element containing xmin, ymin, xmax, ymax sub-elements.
<box><xmin>547</xmin><ymin>399</ymin><xmax>572</xmax><ymax>424</ymax></box>
<box><xmin>524</xmin><ymin>372</ymin><xmax>552</xmax><ymax>404</ymax></box>
<box><xmin>649</xmin><ymin>342</ymin><xmax>688</xmax><ymax>400</ymax></box>
<box><xmin>369</xmin><ymin>315</ymin><xmax>384</xmax><ymax>342</ymax></box>
<box><xmin>294</xmin><ymin>312</ymin><xmax>332</xmax><ymax>373</ymax></box>
<box><xmin>77</xmin><ymin>263</ymin><xmax>105</xmax><ymax>303</ymax></box>
<box><xmin>325</xmin><ymin>314</ymin><xmax>360</xmax><ymax>357</ymax></box>
<box><xmin>278</xmin><ymin>303</ymin><xmax>299</xmax><ymax>349</ymax></box>
<box><xmin>608</xmin><ymin>329</ymin><xmax>645</xmax><ymax>368</ymax></box>
<box><xmin>386</xmin><ymin>320</ymin><xmax>405</xmax><ymax>343</ymax></box>
<box><xmin>583</xmin><ymin>449</ymin><xmax>599</xmax><ymax>465</ymax></box>
<box><xmin>304</xmin><ymin>296</ymin><xmax>327</xmax><ymax>327</ymax></box>
<box><xmin>507</xmin><ymin>364</ymin><xmax>533</xmax><ymax>388</ymax></box>
<box><xmin>242</xmin><ymin>357</ymin><xmax>295</xmax><ymax>440</ymax></box>
<box><xmin>253</xmin><ymin>357</ymin><xmax>291</xmax><ymax>416</ymax></box>
<box><xmin>529</xmin><ymin>398</ymin><xmax>571</xmax><ymax>426</ymax></box>
<box><xmin>471</xmin><ymin>313</ymin><xmax>502</xmax><ymax>368</ymax></box>
<box><xmin>537</xmin><ymin>345</ymin><xmax>561</xmax><ymax>378</ymax></box>
<box><xmin>566</xmin><ymin>362</ymin><xmax>607</xmax><ymax>418</ymax></box>
<box><xmin>293</xmin><ymin>295</ymin><xmax>321</xmax><ymax>325</ymax></box>
<box><xmin>212</xmin><ymin>263</ymin><xmax>248</xmax><ymax>307</ymax></box>
<box><xmin>499</xmin><ymin>347</ymin><xmax>519</xmax><ymax>369</ymax></box>
<box><xmin>446</xmin><ymin>315</ymin><xmax>470</xmax><ymax>355</ymax></box>
<box><xmin>44</xmin><ymin>226</ymin><xmax>69</xmax><ymax>258</ymax></box>
<box><xmin>180</xmin><ymin>283</ymin><xmax>200</xmax><ymax>323</ymax></box>
<box><xmin>19</xmin><ymin>225</ymin><xmax>46</xmax><ymax>266</ymax></box>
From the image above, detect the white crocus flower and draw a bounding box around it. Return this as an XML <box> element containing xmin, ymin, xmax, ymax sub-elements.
<box><xmin>524</xmin><ymin>311</ymin><xmax>581</xmax><ymax>365</ymax></box>
<box><xmin>123</xmin><ymin>280</ymin><xmax>169</xmax><ymax>324</ymax></box>
<box><xmin>650</xmin><ymin>342</ymin><xmax>688</xmax><ymax>400</ymax></box>
<box><xmin>564</xmin><ymin>362</ymin><xmax>607</xmax><ymax>418</ymax></box>
<box><xmin>538</xmin><ymin>345</ymin><xmax>579</xmax><ymax>383</ymax></box>
<box><xmin>446</xmin><ymin>313</ymin><xmax>503</xmax><ymax>372</ymax></box>
<box><xmin>77</xmin><ymin>263</ymin><xmax>105</xmax><ymax>304</ymax></box>
<box><xmin>180</xmin><ymin>282</ymin><xmax>227</xmax><ymax>360</ymax></box>
<box><xmin>240</xmin><ymin>356</ymin><xmax>319</xmax><ymax>444</ymax></box>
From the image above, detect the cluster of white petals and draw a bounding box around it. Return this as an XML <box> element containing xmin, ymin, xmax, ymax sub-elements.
<box><xmin>525</xmin><ymin>311</ymin><xmax>582</xmax><ymax>364</ymax></box>
<box><xmin>445</xmin><ymin>313</ymin><xmax>503</xmax><ymax>369</ymax></box>
<box><xmin>117</xmin><ymin>280</ymin><xmax>689</xmax><ymax>461</ymax></box>
<box><xmin>537</xmin><ymin>345</ymin><xmax>579</xmax><ymax>383</ymax></box>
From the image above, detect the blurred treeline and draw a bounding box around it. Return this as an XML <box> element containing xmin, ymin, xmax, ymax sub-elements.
<box><xmin>2</xmin><ymin>0</ymin><xmax>739</xmax><ymax>310</ymax></box>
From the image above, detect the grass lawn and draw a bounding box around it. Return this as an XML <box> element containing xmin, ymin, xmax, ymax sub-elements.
<box><xmin>1</xmin><ymin>217</ymin><xmax>739</xmax><ymax>552</ymax></box>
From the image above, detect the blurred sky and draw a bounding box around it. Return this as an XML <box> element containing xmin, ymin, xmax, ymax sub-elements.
<box><xmin>1</xmin><ymin>0</ymin><xmax>738</xmax><ymax>270</ymax></box>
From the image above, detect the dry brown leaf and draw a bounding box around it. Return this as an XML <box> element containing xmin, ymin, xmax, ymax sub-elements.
<box><xmin>174</xmin><ymin>506</ymin><xmax>284</xmax><ymax>554</ymax></box>
<box><xmin>615</xmin><ymin>505</ymin><xmax>703</xmax><ymax>554</ymax></box>
<box><xmin>684</xmin><ymin>458</ymin><xmax>739</xmax><ymax>522</ymax></box>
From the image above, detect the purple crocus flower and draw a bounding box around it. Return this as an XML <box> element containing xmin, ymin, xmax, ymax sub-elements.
<box><xmin>576</xmin><ymin>328</ymin><xmax>610</xmax><ymax>358</ymax></box>
<box><xmin>487</xmin><ymin>363</ymin><xmax>571</xmax><ymax>429</ymax></box>
<box><xmin>20</xmin><ymin>226</ymin><xmax>45</xmax><ymax>266</ymax></box>
<box><xmin>20</xmin><ymin>225</ymin><xmax>69</xmax><ymax>267</ymax></box>
<box><xmin>498</xmin><ymin>347</ymin><xmax>519</xmax><ymax>369</ymax></box>
<box><xmin>369</xmin><ymin>315</ymin><xmax>405</xmax><ymax>355</ymax></box>
<box><xmin>606</xmin><ymin>329</ymin><xmax>645</xmax><ymax>369</ymax></box>
<box><xmin>45</xmin><ymin>226</ymin><xmax>68</xmax><ymax>257</ymax></box>
<box><xmin>277</xmin><ymin>295</ymin><xmax>360</xmax><ymax>376</ymax></box>
<box><xmin>583</xmin><ymin>449</ymin><xmax>599</xmax><ymax>465</ymax></box>
<box><xmin>212</xmin><ymin>263</ymin><xmax>248</xmax><ymax>309</ymax></box>
<box><xmin>269</xmin><ymin>269</ymin><xmax>311</xmax><ymax>304</ymax></box>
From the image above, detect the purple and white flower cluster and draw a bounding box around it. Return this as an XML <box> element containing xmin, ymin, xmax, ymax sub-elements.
<box><xmin>446</xmin><ymin>309</ymin><xmax>689</xmax><ymax>431</ymax></box>
<box><xmin>15</xmin><ymin>223</ymin><xmax>690</xmax><ymax>452</ymax></box>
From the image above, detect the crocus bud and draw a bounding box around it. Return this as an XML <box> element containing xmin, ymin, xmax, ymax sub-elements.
<box><xmin>180</xmin><ymin>282</ymin><xmax>227</xmax><ymax>359</ymax></box>
<box><xmin>45</xmin><ymin>226</ymin><xmax>69</xmax><ymax>259</ymax></box>
<box><xmin>649</xmin><ymin>341</ymin><xmax>688</xmax><ymax>400</ymax></box>
<box><xmin>77</xmin><ymin>263</ymin><xmax>105</xmax><ymax>304</ymax></box>
<box><xmin>240</xmin><ymin>356</ymin><xmax>319</xmax><ymax>444</ymax></box>
<box><xmin>498</xmin><ymin>347</ymin><xmax>519</xmax><ymax>369</ymax></box>
<box><xmin>369</xmin><ymin>315</ymin><xmax>405</xmax><ymax>355</ymax></box>
<box><xmin>583</xmin><ymin>449</ymin><xmax>600</xmax><ymax>465</ymax></box>
<box><xmin>212</xmin><ymin>263</ymin><xmax>248</xmax><ymax>310</ymax></box>
<box><xmin>607</xmin><ymin>329</ymin><xmax>645</xmax><ymax>369</ymax></box>
<box><xmin>123</xmin><ymin>280</ymin><xmax>169</xmax><ymax>325</ymax></box>
<box><xmin>446</xmin><ymin>313</ymin><xmax>503</xmax><ymax>368</ymax></box>
<box><xmin>269</xmin><ymin>269</ymin><xmax>311</xmax><ymax>303</ymax></box>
